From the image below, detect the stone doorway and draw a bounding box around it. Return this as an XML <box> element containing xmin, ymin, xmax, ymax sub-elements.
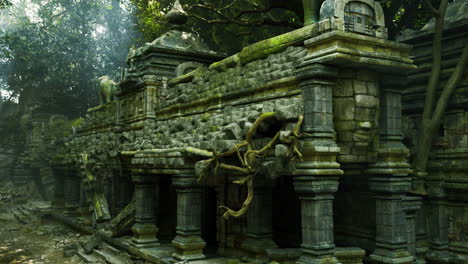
<box><xmin>202</xmin><ymin>186</ymin><xmax>219</xmax><ymax>256</ymax></box>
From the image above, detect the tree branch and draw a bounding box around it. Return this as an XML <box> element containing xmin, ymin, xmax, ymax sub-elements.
<box><xmin>189</xmin><ymin>2</ymin><xmax>301</xmax><ymax>28</ymax></box>
<box><xmin>424</xmin><ymin>0</ymin><xmax>440</xmax><ymax>17</ymax></box>
<box><xmin>421</xmin><ymin>0</ymin><xmax>446</xmax><ymax>122</ymax></box>
<box><xmin>431</xmin><ymin>44</ymin><xmax>468</xmax><ymax>124</ymax></box>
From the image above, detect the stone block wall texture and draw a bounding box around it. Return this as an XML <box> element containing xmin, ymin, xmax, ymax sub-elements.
<box><xmin>399</xmin><ymin>1</ymin><xmax>468</xmax><ymax>261</ymax></box>
<box><xmin>0</xmin><ymin>146</ymin><xmax>15</xmax><ymax>180</ymax></box>
<box><xmin>49</xmin><ymin>0</ymin><xmax>426</xmax><ymax>263</ymax></box>
<box><xmin>57</xmin><ymin>45</ymin><xmax>309</xmax><ymax>254</ymax></box>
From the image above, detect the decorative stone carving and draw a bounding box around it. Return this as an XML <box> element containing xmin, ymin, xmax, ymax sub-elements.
<box><xmin>320</xmin><ymin>0</ymin><xmax>387</xmax><ymax>39</ymax></box>
<box><xmin>175</xmin><ymin>62</ymin><xmax>204</xmax><ymax>77</ymax></box>
<box><xmin>97</xmin><ymin>76</ymin><xmax>117</xmax><ymax>105</ymax></box>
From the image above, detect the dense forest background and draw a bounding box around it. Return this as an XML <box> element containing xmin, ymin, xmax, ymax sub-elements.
<box><xmin>0</xmin><ymin>0</ymin><xmax>452</xmax><ymax>120</ymax></box>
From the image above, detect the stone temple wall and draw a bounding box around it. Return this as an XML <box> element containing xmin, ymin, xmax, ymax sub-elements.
<box><xmin>48</xmin><ymin>1</ymin><xmax>468</xmax><ymax>264</ymax></box>
<box><xmin>0</xmin><ymin>146</ymin><xmax>15</xmax><ymax>180</ymax></box>
<box><xmin>61</xmin><ymin>45</ymin><xmax>308</xmax><ymax>253</ymax></box>
<box><xmin>399</xmin><ymin>1</ymin><xmax>468</xmax><ymax>262</ymax></box>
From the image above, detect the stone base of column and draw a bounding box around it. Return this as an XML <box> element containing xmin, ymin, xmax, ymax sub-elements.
<box><xmin>64</xmin><ymin>204</ymin><xmax>80</xmax><ymax>217</ymax></box>
<box><xmin>241</xmin><ymin>237</ymin><xmax>277</xmax><ymax>263</ymax></box>
<box><xmin>297</xmin><ymin>253</ymin><xmax>341</xmax><ymax>264</ymax></box>
<box><xmin>415</xmin><ymin>240</ymin><xmax>429</xmax><ymax>264</ymax></box>
<box><xmin>171</xmin><ymin>235</ymin><xmax>206</xmax><ymax>261</ymax></box>
<box><xmin>295</xmin><ymin>246</ymin><xmax>341</xmax><ymax>264</ymax></box>
<box><xmin>334</xmin><ymin>247</ymin><xmax>365</xmax><ymax>264</ymax></box>
<box><xmin>369</xmin><ymin>249</ymin><xmax>414</xmax><ymax>264</ymax></box>
<box><xmin>131</xmin><ymin>222</ymin><xmax>160</xmax><ymax>248</ymax></box>
<box><xmin>425</xmin><ymin>249</ymin><xmax>451</xmax><ymax>264</ymax></box>
<box><xmin>52</xmin><ymin>200</ymin><xmax>65</xmax><ymax>209</ymax></box>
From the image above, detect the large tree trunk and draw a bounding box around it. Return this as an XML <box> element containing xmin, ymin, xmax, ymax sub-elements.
<box><xmin>412</xmin><ymin>0</ymin><xmax>468</xmax><ymax>194</ymax></box>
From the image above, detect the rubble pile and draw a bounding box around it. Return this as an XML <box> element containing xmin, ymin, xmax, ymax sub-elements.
<box><xmin>0</xmin><ymin>181</ymin><xmax>41</xmax><ymax>206</ymax></box>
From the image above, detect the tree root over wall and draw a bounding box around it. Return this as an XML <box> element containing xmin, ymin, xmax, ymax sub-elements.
<box><xmin>193</xmin><ymin>112</ymin><xmax>306</xmax><ymax>219</ymax></box>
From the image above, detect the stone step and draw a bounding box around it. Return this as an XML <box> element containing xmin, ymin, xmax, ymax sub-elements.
<box><xmin>101</xmin><ymin>243</ymin><xmax>121</xmax><ymax>256</ymax></box>
<box><xmin>17</xmin><ymin>205</ymin><xmax>33</xmax><ymax>217</ymax></box>
<box><xmin>11</xmin><ymin>205</ymin><xmax>32</xmax><ymax>224</ymax></box>
<box><xmin>93</xmin><ymin>242</ymin><xmax>132</xmax><ymax>264</ymax></box>
<box><xmin>77</xmin><ymin>247</ymin><xmax>105</xmax><ymax>264</ymax></box>
<box><xmin>11</xmin><ymin>209</ymin><xmax>28</xmax><ymax>224</ymax></box>
<box><xmin>93</xmin><ymin>249</ymin><xmax>127</xmax><ymax>264</ymax></box>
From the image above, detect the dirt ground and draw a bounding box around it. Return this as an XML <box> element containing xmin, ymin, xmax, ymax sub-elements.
<box><xmin>0</xmin><ymin>219</ymin><xmax>86</xmax><ymax>264</ymax></box>
<box><xmin>0</xmin><ymin>181</ymin><xmax>86</xmax><ymax>264</ymax></box>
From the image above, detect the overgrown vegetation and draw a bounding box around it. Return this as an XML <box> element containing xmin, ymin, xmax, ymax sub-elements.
<box><xmin>0</xmin><ymin>0</ymin><xmax>138</xmax><ymax>118</ymax></box>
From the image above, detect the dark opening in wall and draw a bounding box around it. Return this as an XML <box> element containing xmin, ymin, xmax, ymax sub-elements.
<box><xmin>158</xmin><ymin>176</ymin><xmax>177</xmax><ymax>242</ymax></box>
<box><xmin>272</xmin><ymin>175</ymin><xmax>301</xmax><ymax>248</ymax></box>
<box><xmin>202</xmin><ymin>187</ymin><xmax>218</xmax><ymax>255</ymax></box>
<box><xmin>255</xmin><ymin>117</ymin><xmax>284</xmax><ymax>139</ymax></box>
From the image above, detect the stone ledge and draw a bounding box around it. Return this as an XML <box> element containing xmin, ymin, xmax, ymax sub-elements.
<box><xmin>334</xmin><ymin>247</ymin><xmax>365</xmax><ymax>264</ymax></box>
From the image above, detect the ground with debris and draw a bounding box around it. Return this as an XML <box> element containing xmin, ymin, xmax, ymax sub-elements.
<box><xmin>0</xmin><ymin>181</ymin><xmax>89</xmax><ymax>264</ymax></box>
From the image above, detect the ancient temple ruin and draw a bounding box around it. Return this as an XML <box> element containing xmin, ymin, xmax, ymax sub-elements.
<box><xmin>4</xmin><ymin>0</ymin><xmax>467</xmax><ymax>264</ymax></box>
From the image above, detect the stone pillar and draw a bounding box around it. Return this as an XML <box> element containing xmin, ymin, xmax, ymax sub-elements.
<box><xmin>403</xmin><ymin>196</ymin><xmax>422</xmax><ymax>260</ymax></box>
<box><xmin>52</xmin><ymin>168</ymin><xmax>65</xmax><ymax>209</ymax></box>
<box><xmin>415</xmin><ymin>204</ymin><xmax>429</xmax><ymax>264</ymax></box>
<box><xmin>64</xmin><ymin>169</ymin><xmax>81</xmax><ymax>216</ymax></box>
<box><xmin>368</xmin><ymin>75</ymin><xmax>413</xmax><ymax>264</ymax></box>
<box><xmin>241</xmin><ymin>176</ymin><xmax>277</xmax><ymax>262</ymax></box>
<box><xmin>171</xmin><ymin>173</ymin><xmax>206</xmax><ymax>261</ymax></box>
<box><xmin>425</xmin><ymin>175</ymin><xmax>450</xmax><ymax>264</ymax></box>
<box><xmin>131</xmin><ymin>173</ymin><xmax>159</xmax><ymax>248</ymax></box>
<box><xmin>293</xmin><ymin>62</ymin><xmax>341</xmax><ymax>264</ymax></box>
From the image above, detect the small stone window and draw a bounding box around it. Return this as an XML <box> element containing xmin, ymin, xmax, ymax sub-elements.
<box><xmin>344</xmin><ymin>1</ymin><xmax>375</xmax><ymax>36</ymax></box>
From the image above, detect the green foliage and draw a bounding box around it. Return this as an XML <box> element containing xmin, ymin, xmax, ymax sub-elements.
<box><xmin>0</xmin><ymin>0</ymin><xmax>11</xmax><ymax>9</ymax></box>
<box><xmin>377</xmin><ymin>0</ymin><xmax>457</xmax><ymax>40</ymax></box>
<box><xmin>0</xmin><ymin>113</ymin><xmax>23</xmax><ymax>146</ymax></box>
<box><xmin>129</xmin><ymin>0</ymin><xmax>300</xmax><ymax>55</ymax></box>
<box><xmin>0</xmin><ymin>0</ymin><xmax>139</xmax><ymax>118</ymax></box>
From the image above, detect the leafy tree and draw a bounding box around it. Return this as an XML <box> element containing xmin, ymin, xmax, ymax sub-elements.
<box><xmin>0</xmin><ymin>0</ymin><xmax>138</xmax><ymax>118</ymax></box>
<box><xmin>128</xmin><ymin>0</ymin><xmax>442</xmax><ymax>55</ymax></box>
<box><xmin>129</xmin><ymin>0</ymin><xmax>302</xmax><ymax>54</ymax></box>
<box><xmin>0</xmin><ymin>0</ymin><xmax>11</xmax><ymax>9</ymax></box>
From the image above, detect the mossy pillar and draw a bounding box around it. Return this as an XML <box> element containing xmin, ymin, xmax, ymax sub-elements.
<box><xmin>403</xmin><ymin>196</ymin><xmax>422</xmax><ymax>261</ymax></box>
<box><xmin>368</xmin><ymin>75</ymin><xmax>413</xmax><ymax>264</ymax></box>
<box><xmin>415</xmin><ymin>203</ymin><xmax>429</xmax><ymax>264</ymax></box>
<box><xmin>293</xmin><ymin>62</ymin><xmax>342</xmax><ymax>264</ymax></box>
<box><xmin>425</xmin><ymin>174</ymin><xmax>450</xmax><ymax>264</ymax></box>
<box><xmin>171</xmin><ymin>172</ymin><xmax>206</xmax><ymax>261</ymax></box>
<box><xmin>241</xmin><ymin>175</ymin><xmax>278</xmax><ymax>262</ymax></box>
<box><xmin>131</xmin><ymin>173</ymin><xmax>160</xmax><ymax>248</ymax></box>
<box><xmin>64</xmin><ymin>169</ymin><xmax>81</xmax><ymax>216</ymax></box>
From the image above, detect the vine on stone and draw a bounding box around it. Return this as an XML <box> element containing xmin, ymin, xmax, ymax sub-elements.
<box><xmin>194</xmin><ymin>112</ymin><xmax>305</xmax><ymax>219</ymax></box>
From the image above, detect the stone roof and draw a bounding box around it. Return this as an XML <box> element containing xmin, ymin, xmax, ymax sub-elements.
<box><xmin>148</xmin><ymin>29</ymin><xmax>219</xmax><ymax>56</ymax></box>
<box><xmin>398</xmin><ymin>0</ymin><xmax>468</xmax><ymax>42</ymax></box>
